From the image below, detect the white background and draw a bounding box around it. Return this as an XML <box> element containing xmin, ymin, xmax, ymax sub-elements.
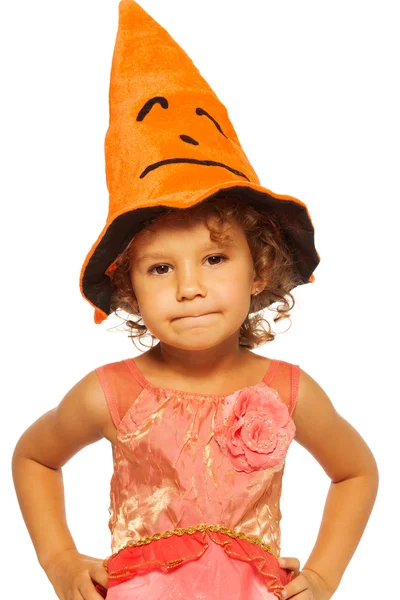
<box><xmin>1</xmin><ymin>0</ymin><xmax>398</xmax><ymax>598</ymax></box>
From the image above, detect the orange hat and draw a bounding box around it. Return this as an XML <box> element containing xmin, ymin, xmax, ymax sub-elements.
<box><xmin>80</xmin><ymin>0</ymin><xmax>319</xmax><ymax>324</ymax></box>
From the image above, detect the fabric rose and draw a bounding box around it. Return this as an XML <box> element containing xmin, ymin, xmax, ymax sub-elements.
<box><xmin>214</xmin><ymin>383</ymin><xmax>296</xmax><ymax>473</ymax></box>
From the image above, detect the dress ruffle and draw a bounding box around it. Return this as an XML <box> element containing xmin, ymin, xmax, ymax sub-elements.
<box><xmin>104</xmin><ymin>529</ymin><xmax>295</xmax><ymax>598</ymax></box>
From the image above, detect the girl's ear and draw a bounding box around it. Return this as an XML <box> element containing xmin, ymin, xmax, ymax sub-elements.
<box><xmin>251</xmin><ymin>278</ymin><xmax>265</xmax><ymax>296</ymax></box>
<box><xmin>132</xmin><ymin>292</ymin><xmax>141</xmax><ymax>315</ymax></box>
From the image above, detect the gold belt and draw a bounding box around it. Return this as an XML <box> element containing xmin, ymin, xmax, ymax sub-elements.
<box><xmin>110</xmin><ymin>523</ymin><xmax>277</xmax><ymax>560</ymax></box>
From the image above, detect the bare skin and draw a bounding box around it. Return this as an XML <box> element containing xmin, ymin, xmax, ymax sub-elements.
<box><xmin>12</xmin><ymin>351</ymin><xmax>378</xmax><ymax>599</ymax></box>
<box><xmin>12</xmin><ymin>217</ymin><xmax>378</xmax><ymax>599</ymax></box>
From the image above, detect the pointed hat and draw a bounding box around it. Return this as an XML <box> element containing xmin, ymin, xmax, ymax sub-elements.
<box><xmin>80</xmin><ymin>0</ymin><xmax>320</xmax><ymax>324</ymax></box>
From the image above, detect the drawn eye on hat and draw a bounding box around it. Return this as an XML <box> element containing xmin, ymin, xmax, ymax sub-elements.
<box><xmin>136</xmin><ymin>96</ymin><xmax>250</xmax><ymax>181</ymax></box>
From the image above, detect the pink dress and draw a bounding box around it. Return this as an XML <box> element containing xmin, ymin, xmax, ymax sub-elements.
<box><xmin>95</xmin><ymin>358</ymin><xmax>299</xmax><ymax>599</ymax></box>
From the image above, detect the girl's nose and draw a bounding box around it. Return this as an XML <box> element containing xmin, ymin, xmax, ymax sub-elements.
<box><xmin>176</xmin><ymin>271</ymin><xmax>207</xmax><ymax>301</ymax></box>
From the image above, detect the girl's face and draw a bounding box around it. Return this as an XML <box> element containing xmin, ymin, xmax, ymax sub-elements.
<box><xmin>129</xmin><ymin>216</ymin><xmax>261</xmax><ymax>351</ymax></box>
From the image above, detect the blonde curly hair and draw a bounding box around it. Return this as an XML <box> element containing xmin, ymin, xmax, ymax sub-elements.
<box><xmin>108</xmin><ymin>192</ymin><xmax>302</xmax><ymax>350</ymax></box>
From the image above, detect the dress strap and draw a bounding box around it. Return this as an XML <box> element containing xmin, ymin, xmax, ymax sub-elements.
<box><xmin>263</xmin><ymin>359</ymin><xmax>299</xmax><ymax>417</ymax></box>
<box><xmin>95</xmin><ymin>360</ymin><xmax>145</xmax><ymax>428</ymax></box>
<box><xmin>124</xmin><ymin>357</ymin><xmax>149</xmax><ymax>388</ymax></box>
<box><xmin>262</xmin><ymin>359</ymin><xmax>280</xmax><ymax>387</ymax></box>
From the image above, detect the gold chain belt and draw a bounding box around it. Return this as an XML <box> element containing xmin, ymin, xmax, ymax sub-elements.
<box><xmin>109</xmin><ymin>523</ymin><xmax>277</xmax><ymax>560</ymax></box>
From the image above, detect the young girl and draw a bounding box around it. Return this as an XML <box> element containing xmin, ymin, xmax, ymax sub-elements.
<box><xmin>12</xmin><ymin>1</ymin><xmax>379</xmax><ymax>599</ymax></box>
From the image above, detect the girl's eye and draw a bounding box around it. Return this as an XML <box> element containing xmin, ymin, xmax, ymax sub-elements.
<box><xmin>148</xmin><ymin>255</ymin><xmax>227</xmax><ymax>276</ymax></box>
<box><xmin>205</xmin><ymin>254</ymin><xmax>226</xmax><ymax>266</ymax></box>
<box><xmin>149</xmin><ymin>264</ymin><xmax>171</xmax><ymax>275</ymax></box>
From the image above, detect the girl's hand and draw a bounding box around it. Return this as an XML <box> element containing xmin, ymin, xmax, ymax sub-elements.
<box><xmin>278</xmin><ymin>558</ymin><xmax>335</xmax><ymax>599</ymax></box>
<box><xmin>43</xmin><ymin>548</ymin><xmax>108</xmax><ymax>599</ymax></box>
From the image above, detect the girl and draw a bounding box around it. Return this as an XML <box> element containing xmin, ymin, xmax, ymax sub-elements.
<box><xmin>12</xmin><ymin>1</ymin><xmax>379</xmax><ymax>599</ymax></box>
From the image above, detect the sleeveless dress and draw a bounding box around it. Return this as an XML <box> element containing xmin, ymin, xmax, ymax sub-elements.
<box><xmin>94</xmin><ymin>358</ymin><xmax>299</xmax><ymax>599</ymax></box>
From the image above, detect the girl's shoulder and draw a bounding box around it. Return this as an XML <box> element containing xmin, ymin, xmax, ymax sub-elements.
<box><xmin>13</xmin><ymin>369</ymin><xmax>114</xmax><ymax>469</ymax></box>
<box><xmin>292</xmin><ymin>367</ymin><xmax>372</xmax><ymax>481</ymax></box>
<box><xmin>52</xmin><ymin>368</ymin><xmax>116</xmax><ymax>452</ymax></box>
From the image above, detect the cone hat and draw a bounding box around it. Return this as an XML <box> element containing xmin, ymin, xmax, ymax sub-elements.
<box><xmin>79</xmin><ymin>0</ymin><xmax>319</xmax><ymax>324</ymax></box>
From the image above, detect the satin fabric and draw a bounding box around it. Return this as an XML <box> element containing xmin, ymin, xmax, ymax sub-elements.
<box><xmin>95</xmin><ymin>358</ymin><xmax>299</xmax><ymax>598</ymax></box>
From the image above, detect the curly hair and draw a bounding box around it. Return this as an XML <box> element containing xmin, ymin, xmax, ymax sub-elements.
<box><xmin>108</xmin><ymin>192</ymin><xmax>302</xmax><ymax>350</ymax></box>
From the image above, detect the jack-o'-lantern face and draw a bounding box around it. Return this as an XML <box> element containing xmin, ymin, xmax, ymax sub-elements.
<box><xmin>104</xmin><ymin>88</ymin><xmax>259</xmax><ymax>212</ymax></box>
<box><xmin>136</xmin><ymin>96</ymin><xmax>250</xmax><ymax>181</ymax></box>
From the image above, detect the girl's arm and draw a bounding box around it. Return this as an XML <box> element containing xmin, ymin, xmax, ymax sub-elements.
<box><xmin>11</xmin><ymin>370</ymin><xmax>112</xmax><ymax>582</ymax></box>
<box><xmin>285</xmin><ymin>368</ymin><xmax>379</xmax><ymax>597</ymax></box>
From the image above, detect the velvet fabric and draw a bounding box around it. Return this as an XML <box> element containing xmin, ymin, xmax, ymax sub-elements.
<box><xmin>79</xmin><ymin>0</ymin><xmax>319</xmax><ymax>324</ymax></box>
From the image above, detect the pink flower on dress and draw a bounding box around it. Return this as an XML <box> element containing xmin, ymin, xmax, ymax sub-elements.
<box><xmin>214</xmin><ymin>384</ymin><xmax>296</xmax><ymax>473</ymax></box>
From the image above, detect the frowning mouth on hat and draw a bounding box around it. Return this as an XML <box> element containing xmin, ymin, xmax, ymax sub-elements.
<box><xmin>139</xmin><ymin>158</ymin><xmax>250</xmax><ymax>180</ymax></box>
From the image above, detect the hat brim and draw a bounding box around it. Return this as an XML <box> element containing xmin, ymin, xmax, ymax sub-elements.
<box><xmin>80</xmin><ymin>181</ymin><xmax>319</xmax><ymax>323</ymax></box>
